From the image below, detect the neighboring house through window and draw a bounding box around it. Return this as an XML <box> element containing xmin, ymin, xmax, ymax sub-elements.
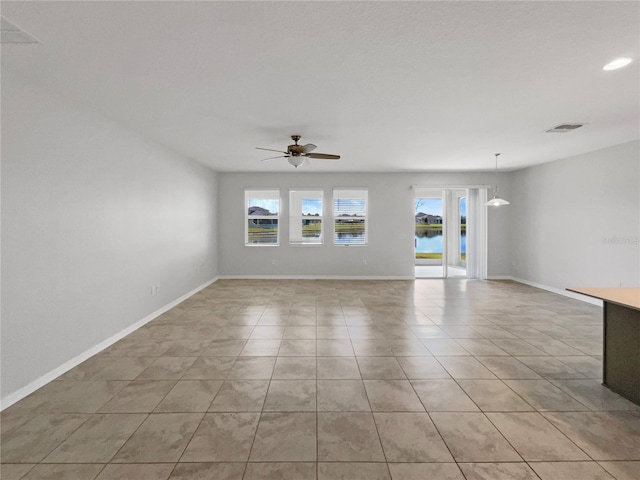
<box><xmin>245</xmin><ymin>189</ymin><xmax>280</xmax><ymax>246</ymax></box>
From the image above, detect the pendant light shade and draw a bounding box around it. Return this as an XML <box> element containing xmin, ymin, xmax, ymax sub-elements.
<box><xmin>485</xmin><ymin>153</ymin><xmax>510</xmax><ymax>206</ymax></box>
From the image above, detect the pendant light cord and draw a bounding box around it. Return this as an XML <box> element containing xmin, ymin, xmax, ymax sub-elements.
<box><xmin>494</xmin><ymin>153</ymin><xmax>500</xmax><ymax>196</ymax></box>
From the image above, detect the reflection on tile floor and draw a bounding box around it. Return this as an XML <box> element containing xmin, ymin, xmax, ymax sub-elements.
<box><xmin>2</xmin><ymin>279</ymin><xmax>639</xmax><ymax>479</ymax></box>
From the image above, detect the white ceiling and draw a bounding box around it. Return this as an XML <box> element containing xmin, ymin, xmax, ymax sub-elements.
<box><xmin>2</xmin><ymin>1</ymin><xmax>638</xmax><ymax>172</ymax></box>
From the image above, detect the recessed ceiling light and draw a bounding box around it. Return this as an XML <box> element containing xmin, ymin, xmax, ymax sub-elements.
<box><xmin>603</xmin><ymin>57</ymin><xmax>632</xmax><ymax>71</ymax></box>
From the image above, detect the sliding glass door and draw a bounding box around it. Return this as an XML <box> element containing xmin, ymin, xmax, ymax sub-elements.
<box><xmin>415</xmin><ymin>187</ymin><xmax>484</xmax><ymax>279</ymax></box>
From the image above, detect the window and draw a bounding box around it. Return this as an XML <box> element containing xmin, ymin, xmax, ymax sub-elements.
<box><xmin>245</xmin><ymin>189</ymin><xmax>279</xmax><ymax>245</ymax></box>
<box><xmin>290</xmin><ymin>190</ymin><xmax>324</xmax><ymax>245</ymax></box>
<box><xmin>333</xmin><ymin>189</ymin><xmax>368</xmax><ymax>246</ymax></box>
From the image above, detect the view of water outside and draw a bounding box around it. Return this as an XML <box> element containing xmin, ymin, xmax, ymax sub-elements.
<box><xmin>334</xmin><ymin>198</ymin><xmax>366</xmax><ymax>245</ymax></box>
<box><xmin>415</xmin><ymin>197</ymin><xmax>466</xmax><ymax>259</ymax></box>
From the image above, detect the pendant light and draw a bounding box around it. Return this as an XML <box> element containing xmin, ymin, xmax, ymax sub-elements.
<box><xmin>486</xmin><ymin>153</ymin><xmax>510</xmax><ymax>206</ymax></box>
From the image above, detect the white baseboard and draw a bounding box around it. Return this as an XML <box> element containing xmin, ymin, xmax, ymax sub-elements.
<box><xmin>0</xmin><ymin>277</ymin><xmax>219</xmax><ymax>411</ymax></box>
<box><xmin>218</xmin><ymin>275</ymin><xmax>415</xmax><ymax>280</ymax></box>
<box><xmin>488</xmin><ymin>275</ymin><xmax>603</xmax><ymax>307</ymax></box>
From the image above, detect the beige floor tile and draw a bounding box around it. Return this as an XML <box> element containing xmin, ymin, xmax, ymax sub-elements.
<box><xmin>454</xmin><ymin>338</ymin><xmax>509</xmax><ymax>356</ymax></box>
<box><xmin>60</xmin><ymin>357</ymin><xmax>155</xmax><ymax>381</ymax></box>
<box><xmin>317</xmin><ymin>412</ymin><xmax>385</xmax><ymax>461</ymax></box>
<box><xmin>1</xmin><ymin>464</ymin><xmax>35</xmax><ymax>480</ymax></box>
<box><xmin>316</xmin><ymin>339</ymin><xmax>355</xmax><ymax>356</ymax></box>
<box><xmin>227</xmin><ymin>357</ymin><xmax>276</xmax><ymax>379</ymax></box>
<box><xmin>249</xmin><ymin>412</ymin><xmax>316</xmax><ymax>461</ymax></box>
<box><xmin>20</xmin><ymin>464</ymin><xmax>104</xmax><ymax>480</ymax></box>
<box><xmin>542</xmin><ymin>411</ymin><xmax>640</xmax><ymax>460</ymax></box>
<box><xmin>491</xmin><ymin>338</ymin><xmax>547</xmax><ymax>356</ymax></box>
<box><xmin>182</xmin><ymin>356</ymin><xmax>236</xmax><ymax>379</ymax></box>
<box><xmin>154</xmin><ymin>380</ymin><xmax>223</xmax><ymax>412</ymax></box>
<box><xmin>555</xmin><ymin>355</ymin><xmax>602</xmax><ymax>378</ymax></box>
<box><xmin>201</xmin><ymin>340</ymin><xmax>246</xmax><ymax>356</ymax></box>
<box><xmin>387</xmin><ymin>339</ymin><xmax>431</xmax><ymax>356</ymax></box>
<box><xmin>550</xmin><ymin>379</ymin><xmax>640</xmax><ymax>411</ymax></box>
<box><xmin>458</xmin><ymin>380</ymin><xmax>533</xmax><ymax>412</ymax></box>
<box><xmin>208</xmin><ymin>380</ymin><xmax>269</xmax><ymax>412</ymax></box>
<box><xmin>1</xmin><ymin>414</ymin><xmax>90</xmax><ymax>463</ymax></box>
<box><xmin>422</xmin><ymin>339</ymin><xmax>470</xmax><ymax>356</ymax></box>
<box><xmin>99</xmin><ymin>380</ymin><xmax>176</xmax><ymax>413</ymax></box>
<box><xmin>317</xmin><ymin>357</ymin><xmax>361</xmax><ymax>379</ymax></box>
<box><xmin>249</xmin><ymin>326</ymin><xmax>285</xmax><ymax>339</ymax></box>
<box><xmin>240</xmin><ymin>339</ymin><xmax>281</xmax><ymax>356</ymax></box>
<box><xmin>397</xmin><ymin>357</ymin><xmax>451</xmax><ymax>379</ymax></box>
<box><xmin>598</xmin><ymin>461</ymin><xmax>640</xmax><ymax>480</ymax></box>
<box><xmin>487</xmin><ymin>412</ymin><xmax>589</xmax><ymax>461</ymax></box>
<box><xmin>504</xmin><ymin>379</ymin><xmax>590</xmax><ymax>411</ymax></box>
<box><xmin>357</xmin><ymin>357</ymin><xmax>406</xmax><ymax>379</ymax></box>
<box><xmin>317</xmin><ymin>380</ymin><xmax>370</xmax><ymax>411</ymax></box>
<box><xmin>411</xmin><ymin>380</ymin><xmax>479</xmax><ymax>411</ymax></box>
<box><xmin>436</xmin><ymin>356</ymin><xmax>497</xmax><ymax>379</ymax></box>
<box><xmin>278</xmin><ymin>340</ymin><xmax>317</xmax><ymax>356</ymax></box>
<box><xmin>244</xmin><ymin>462</ymin><xmax>316</xmax><ymax>480</ymax></box>
<box><xmin>351</xmin><ymin>339</ymin><xmax>394</xmax><ymax>356</ymax></box>
<box><xmin>95</xmin><ymin>463</ymin><xmax>175</xmax><ymax>479</ymax></box>
<box><xmin>364</xmin><ymin>380</ymin><xmax>424</xmax><ymax>411</ymax></box>
<box><xmin>283</xmin><ymin>326</ymin><xmax>317</xmax><ymax>339</ymax></box>
<box><xmin>529</xmin><ymin>461</ymin><xmax>615</xmax><ymax>480</ymax></box>
<box><xmin>112</xmin><ymin>413</ymin><xmax>203</xmax><ymax>462</ymax></box>
<box><xmin>475</xmin><ymin>356</ymin><xmax>542</xmax><ymax>379</ymax></box>
<box><xmin>263</xmin><ymin>380</ymin><xmax>316</xmax><ymax>411</ymax></box>
<box><xmin>374</xmin><ymin>412</ymin><xmax>453</xmax><ymax>462</ymax></box>
<box><xmin>430</xmin><ymin>412</ymin><xmax>522</xmax><ymax>462</ymax></box>
<box><xmin>316</xmin><ymin>326</ymin><xmax>350</xmax><ymax>339</ymax></box>
<box><xmin>515</xmin><ymin>356</ymin><xmax>586</xmax><ymax>379</ymax></box>
<box><xmin>163</xmin><ymin>339</ymin><xmax>211</xmax><ymax>356</ymax></box>
<box><xmin>272</xmin><ymin>357</ymin><xmax>317</xmax><ymax>379</ymax></box>
<box><xmin>8</xmin><ymin>381</ymin><xmax>128</xmax><ymax>414</ymax></box>
<box><xmin>457</xmin><ymin>462</ymin><xmax>539</xmax><ymax>480</ymax></box>
<box><xmin>180</xmin><ymin>412</ymin><xmax>259</xmax><ymax>462</ymax></box>
<box><xmin>388</xmin><ymin>463</ymin><xmax>465</xmax><ymax>480</ymax></box>
<box><xmin>168</xmin><ymin>462</ymin><xmax>245</xmax><ymax>479</ymax></box>
<box><xmin>44</xmin><ymin>413</ymin><xmax>146</xmax><ymax>463</ymax></box>
<box><xmin>318</xmin><ymin>462</ymin><xmax>390</xmax><ymax>480</ymax></box>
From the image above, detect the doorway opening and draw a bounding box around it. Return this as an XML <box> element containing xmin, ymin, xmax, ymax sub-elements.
<box><xmin>414</xmin><ymin>187</ymin><xmax>486</xmax><ymax>279</ymax></box>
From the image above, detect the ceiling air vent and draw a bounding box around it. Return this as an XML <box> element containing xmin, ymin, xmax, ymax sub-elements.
<box><xmin>1</xmin><ymin>17</ymin><xmax>39</xmax><ymax>44</ymax></box>
<box><xmin>546</xmin><ymin>123</ymin><xmax>586</xmax><ymax>133</ymax></box>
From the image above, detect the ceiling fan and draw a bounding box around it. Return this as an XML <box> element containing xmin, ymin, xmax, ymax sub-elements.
<box><xmin>256</xmin><ymin>135</ymin><xmax>340</xmax><ymax>168</ymax></box>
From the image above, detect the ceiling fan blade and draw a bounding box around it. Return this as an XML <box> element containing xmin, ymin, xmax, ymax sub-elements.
<box><xmin>260</xmin><ymin>155</ymin><xmax>289</xmax><ymax>162</ymax></box>
<box><xmin>302</xmin><ymin>143</ymin><xmax>317</xmax><ymax>154</ymax></box>
<box><xmin>307</xmin><ymin>153</ymin><xmax>340</xmax><ymax>160</ymax></box>
<box><xmin>256</xmin><ymin>147</ymin><xmax>288</xmax><ymax>154</ymax></box>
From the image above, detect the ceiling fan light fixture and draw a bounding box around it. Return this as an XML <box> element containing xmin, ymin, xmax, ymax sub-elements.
<box><xmin>485</xmin><ymin>153</ymin><xmax>510</xmax><ymax>207</ymax></box>
<box><xmin>288</xmin><ymin>157</ymin><xmax>306</xmax><ymax>168</ymax></box>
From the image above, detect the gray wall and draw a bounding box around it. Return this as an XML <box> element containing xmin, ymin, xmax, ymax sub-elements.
<box><xmin>1</xmin><ymin>73</ymin><xmax>219</xmax><ymax>403</ymax></box>
<box><xmin>509</xmin><ymin>140</ymin><xmax>640</xmax><ymax>290</ymax></box>
<box><xmin>218</xmin><ymin>172</ymin><xmax>511</xmax><ymax>278</ymax></box>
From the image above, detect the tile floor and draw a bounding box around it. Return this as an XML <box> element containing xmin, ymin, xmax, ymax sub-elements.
<box><xmin>2</xmin><ymin>279</ymin><xmax>640</xmax><ymax>479</ymax></box>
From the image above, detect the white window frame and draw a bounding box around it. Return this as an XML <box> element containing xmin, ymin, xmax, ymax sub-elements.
<box><xmin>333</xmin><ymin>188</ymin><xmax>368</xmax><ymax>246</ymax></box>
<box><xmin>245</xmin><ymin>189</ymin><xmax>280</xmax><ymax>246</ymax></box>
<box><xmin>289</xmin><ymin>189</ymin><xmax>324</xmax><ymax>246</ymax></box>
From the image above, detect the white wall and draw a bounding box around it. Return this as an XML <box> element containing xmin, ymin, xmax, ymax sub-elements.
<box><xmin>218</xmin><ymin>172</ymin><xmax>511</xmax><ymax>278</ymax></box>
<box><xmin>1</xmin><ymin>73</ymin><xmax>219</xmax><ymax>405</ymax></box>
<box><xmin>509</xmin><ymin>140</ymin><xmax>640</xmax><ymax>290</ymax></box>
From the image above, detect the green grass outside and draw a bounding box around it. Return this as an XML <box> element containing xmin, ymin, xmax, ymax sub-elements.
<box><xmin>415</xmin><ymin>253</ymin><xmax>466</xmax><ymax>261</ymax></box>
